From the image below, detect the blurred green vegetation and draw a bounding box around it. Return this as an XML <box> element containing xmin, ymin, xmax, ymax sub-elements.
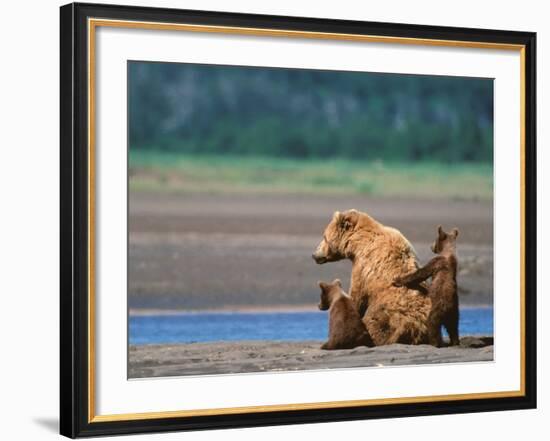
<box><xmin>129</xmin><ymin>151</ymin><xmax>493</xmax><ymax>200</ymax></box>
<box><xmin>129</xmin><ymin>62</ymin><xmax>493</xmax><ymax>163</ymax></box>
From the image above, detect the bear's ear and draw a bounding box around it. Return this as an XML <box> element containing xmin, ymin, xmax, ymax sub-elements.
<box><xmin>340</xmin><ymin>209</ymin><xmax>359</xmax><ymax>231</ymax></box>
<box><xmin>451</xmin><ymin>227</ymin><xmax>459</xmax><ymax>238</ymax></box>
<box><xmin>437</xmin><ymin>225</ymin><xmax>445</xmax><ymax>238</ymax></box>
<box><xmin>318</xmin><ymin>281</ymin><xmax>327</xmax><ymax>291</ymax></box>
<box><xmin>332</xmin><ymin>278</ymin><xmax>342</xmax><ymax>287</ymax></box>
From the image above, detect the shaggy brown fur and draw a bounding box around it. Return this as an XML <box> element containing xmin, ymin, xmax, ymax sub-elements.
<box><xmin>394</xmin><ymin>226</ymin><xmax>460</xmax><ymax>347</ymax></box>
<box><xmin>318</xmin><ymin>279</ymin><xmax>373</xmax><ymax>350</ymax></box>
<box><xmin>312</xmin><ymin>209</ymin><xmax>432</xmax><ymax>346</ymax></box>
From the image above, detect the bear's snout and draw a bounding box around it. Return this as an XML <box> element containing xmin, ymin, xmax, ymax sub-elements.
<box><xmin>312</xmin><ymin>253</ymin><xmax>327</xmax><ymax>264</ymax></box>
<box><xmin>312</xmin><ymin>240</ymin><xmax>329</xmax><ymax>264</ymax></box>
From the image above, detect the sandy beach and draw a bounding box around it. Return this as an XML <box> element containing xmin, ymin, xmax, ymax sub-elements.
<box><xmin>129</xmin><ymin>337</ymin><xmax>494</xmax><ymax>378</ymax></box>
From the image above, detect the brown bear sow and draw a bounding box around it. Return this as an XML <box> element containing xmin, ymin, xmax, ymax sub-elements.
<box><xmin>313</xmin><ymin>209</ymin><xmax>432</xmax><ymax>346</ymax></box>
<box><xmin>394</xmin><ymin>226</ymin><xmax>459</xmax><ymax>347</ymax></box>
<box><xmin>318</xmin><ymin>279</ymin><xmax>373</xmax><ymax>350</ymax></box>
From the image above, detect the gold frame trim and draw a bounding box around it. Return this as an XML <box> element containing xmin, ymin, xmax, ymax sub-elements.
<box><xmin>87</xmin><ymin>18</ymin><xmax>527</xmax><ymax>424</ymax></box>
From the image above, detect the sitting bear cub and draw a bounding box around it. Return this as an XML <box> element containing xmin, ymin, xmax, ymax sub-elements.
<box><xmin>394</xmin><ymin>226</ymin><xmax>460</xmax><ymax>347</ymax></box>
<box><xmin>318</xmin><ymin>279</ymin><xmax>373</xmax><ymax>350</ymax></box>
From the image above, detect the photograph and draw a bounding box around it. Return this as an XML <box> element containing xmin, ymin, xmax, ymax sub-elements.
<box><xmin>127</xmin><ymin>61</ymin><xmax>495</xmax><ymax>379</ymax></box>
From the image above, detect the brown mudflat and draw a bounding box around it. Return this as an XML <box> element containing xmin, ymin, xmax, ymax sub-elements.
<box><xmin>129</xmin><ymin>191</ymin><xmax>493</xmax><ymax>310</ymax></box>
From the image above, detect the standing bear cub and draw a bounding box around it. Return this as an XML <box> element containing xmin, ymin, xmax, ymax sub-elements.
<box><xmin>394</xmin><ymin>226</ymin><xmax>460</xmax><ymax>347</ymax></box>
<box><xmin>318</xmin><ymin>279</ymin><xmax>373</xmax><ymax>350</ymax></box>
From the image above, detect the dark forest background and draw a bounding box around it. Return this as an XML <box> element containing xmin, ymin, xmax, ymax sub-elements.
<box><xmin>129</xmin><ymin>62</ymin><xmax>493</xmax><ymax>163</ymax></box>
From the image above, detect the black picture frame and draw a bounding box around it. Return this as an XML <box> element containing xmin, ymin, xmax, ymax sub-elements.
<box><xmin>60</xmin><ymin>2</ymin><xmax>537</xmax><ymax>438</ymax></box>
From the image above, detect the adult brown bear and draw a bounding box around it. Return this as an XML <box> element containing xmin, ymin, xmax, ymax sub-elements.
<box><xmin>312</xmin><ymin>209</ymin><xmax>432</xmax><ymax>346</ymax></box>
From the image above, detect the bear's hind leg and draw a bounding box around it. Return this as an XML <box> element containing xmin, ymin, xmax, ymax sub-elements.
<box><xmin>363</xmin><ymin>308</ymin><xmax>393</xmax><ymax>346</ymax></box>
<box><xmin>427</xmin><ymin>325</ymin><xmax>443</xmax><ymax>347</ymax></box>
<box><xmin>444</xmin><ymin>318</ymin><xmax>460</xmax><ymax>346</ymax></box>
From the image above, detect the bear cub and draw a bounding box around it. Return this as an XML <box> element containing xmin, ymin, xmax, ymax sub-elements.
<box><xmin>393</xmin><ymin>226</ymin><xmax>460</xmax><ymax>347</ymax></box>
<box><xmin>318</xmin><ymin>279</ymin><xmax>373</xmax><ymax>350</ymax></box>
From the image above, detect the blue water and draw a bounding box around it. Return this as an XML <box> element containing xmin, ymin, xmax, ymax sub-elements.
<box><xmin>129</xmin><ymin>308</ymin><xmax>493</xmax><ymax>345</ymax></box>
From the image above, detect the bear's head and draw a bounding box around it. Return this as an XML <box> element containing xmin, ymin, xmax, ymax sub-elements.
<box><xmin>312</xmin><ymin>209</ymin><xmax>361</xmax><ymax>264</ymax></box>
<box><xmin>318</xmin><ymin>279</ymin><xmax>343</xmax><ymax>310</ymax></box>
<box><xmin>431</xmin><ymin>225</ymin><xmax>459</xmax><ymax>254</ymax></box>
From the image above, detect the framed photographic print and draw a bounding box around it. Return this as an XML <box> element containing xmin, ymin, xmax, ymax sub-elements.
<box><xmin>60</xmin><ymin>2</ymin><xmax>537</xmax><ymax>438</ymax></box>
